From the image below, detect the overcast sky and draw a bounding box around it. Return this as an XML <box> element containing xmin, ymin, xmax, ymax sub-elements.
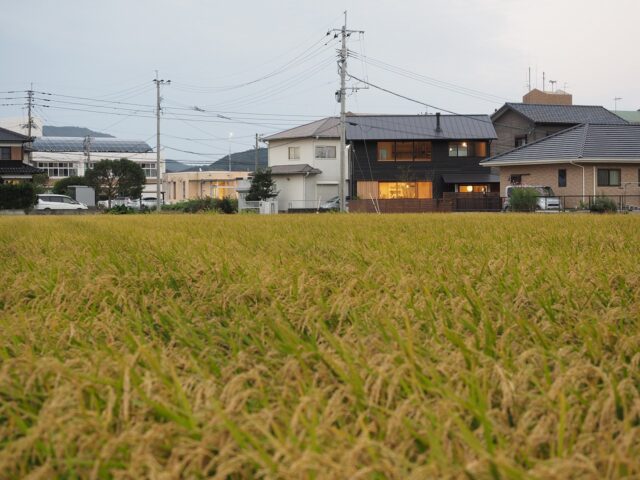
<box><xmin>1</xmin><ymin>0</ymin><xmax>638</xmax><ymax>163</ymax></box>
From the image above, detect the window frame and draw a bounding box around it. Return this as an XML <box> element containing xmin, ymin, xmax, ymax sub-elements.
<box><xmin>0</xmin><ymin>147</ymin><xmax>10</xmax><ymax>160</ymax></box>
<box><xmin>597</xmin><ymin>168</ymin><xmax>621</xmax><ymax>187</ymax></box>
<box><xmin>314</xmin><ymin>145</ymin><xmax>336</xmax><ymax>159</ymax></box>
<box><xmin>558</xmin><ymin>168</ymin><xmax>567</xmax><ymax>188</ymax></box>
<box><xmin>376</xmin><ymin>141</ymin><xmax>432</xmax><ymax>162</ymax></box>
<box><xmin>288</xmin><ymin>146</ymin><xmax>300</xmax><ymax>160</ymax></box>
<box><xmin>448</xmin><ymin>141</ymin><xmax>469</xmax><ymax>157</ymax></box>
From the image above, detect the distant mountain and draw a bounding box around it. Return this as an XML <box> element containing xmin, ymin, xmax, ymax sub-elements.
<box><xmin>183</xmin><ymin>148</ymin><xmax>268</xmax><ymax>172</ymax></box>
<box><xmin>43</xmin><ymin>126</ymin><xmax>114</xmax><ymax>138</ymax></box>
<box><xmin>165</xmin><ymin>159</ymin><xmax>192</xmax><ymax>173</ymax></box>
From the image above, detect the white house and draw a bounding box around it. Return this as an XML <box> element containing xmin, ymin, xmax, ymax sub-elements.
<box><xmin>31</xmin><ymin>137</ymin><xmax>165</xmax><ymax>198</ymax></box>
<box><xmin>263</xmin><ymin>117</ymin><xmax>347</xmax><ymax>211</ymax></box>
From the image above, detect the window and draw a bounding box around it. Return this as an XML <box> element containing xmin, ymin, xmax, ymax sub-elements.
<box><xmin>288</xmin><ymin>147</ymin><xmax>300</xmax><ymax>160</ymax></box>
<box><xmin>515</xmin><ymin>136</ymin><xmax>527</xmax><ymax>148</ymax></box>
<box><xmin>140</xmin><ymin>162</ymin><xmax>158</xmax><ymax>178</ymax></box>
<box><xmin>509</xmin><ymin>174</ymin><xmax>523</xmax><ymax>185</ymax></box>
<box><xmin>597</xmin><ymin>168</ymin><xmax>621</xmax><ymax>187</ymax></box>
<box><xmin>378</xmin><ymin>181</ymin><xmax>432</xmax><ymax>199</ymax></box>
<box><xmin>458</xmin><ymin>185</ymin><xmax>488</xmax><ymax>193</ymax></box>
<box><xmin>376</xmin><ymin>141</ymin><xmax>432</xmax><ymax>162</ymax></box>
<box><xmin>36</xmin><ymin>162</ymin><xmax>77</xmax><ymax>177</ymax></box>
<box><xmin>558</xmin><ymin>169</ymin><xmax>567</xmax><ymax>188</ymax></box>
<box><xmin>0</xmin><ymin>147</ymin><xmax>10</xmax><ymax>160</ymax></box>
<box><xmin>448</xmin><ymin>142</ymin><xmax>468</xmax><ymax>157</ymax></box>
<box><xmin>315</xmin><ymin>146</ymin><xmax>336</xmax><ymax>159</ymax></box>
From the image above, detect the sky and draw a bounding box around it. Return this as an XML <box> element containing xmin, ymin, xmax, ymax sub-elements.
<box><xmin>1</xmin><ymin>0</ymin><xmax>638</xmax><ymax>164</ymax></box>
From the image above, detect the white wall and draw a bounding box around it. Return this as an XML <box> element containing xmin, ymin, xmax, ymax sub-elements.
<box><xmin>268</xmin><ymin>137</ymin><xmax>347</xmax><ymax>209</ymax></box>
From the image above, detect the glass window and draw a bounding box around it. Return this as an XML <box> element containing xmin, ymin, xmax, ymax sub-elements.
<box><xmin>0</xmin><ymin>147</ymin><xmax>10</xmax><ymax>160</ymax></box>
<box><xmin>288</xmin><ymin>147</ymin><xmax>300</xmax><ymax>160</ymax></box>
<box><xmin>140</xmin><ymin>162</ymin><xmax>157</xmax><ymax>178</ymax></box>
<box><xmin>36</xmin><ymin>161</ymin><xmax>77</xmax><ymax>177</ymax></box>
<box><xmin>315</xmin><ymin>146</ymin><xmax>336</xmax><ymax>159</ymax></box>
<box><xmin>378</xmin><ymin>181</ymin><xmax>432</xmax><ymax>199</ymax></box>
<box><xmin>395</xmin><ymin>142</ymin><xmax>414</xmax><ymax>161</ymax></box>
<box><xmin>473</xmin><ymin>142</ymin><xmax>487</xmax><ymax>157</ymax></box>
<box><xmin>414</xmin><ymin>142</ymin><xmax>432</xmax><ymax>161</ymax></box>
<box><xmin>377</xmin><ymin>142</ymin><xmax>394</xmax><ymax>161</ymax></box>
<box><xmin>597</xmin><ymin>168</ymin><xmax>621</xmax><ymax>187</ymax></box>
<box><xmin>449</xmin><ymin>142</ymin><xmax>468</xmax><ymax>157</ymax></box>
<box><xmin>515</xmin><ymin>136</ymin><xmax>527</xmax><ymax>148</ymax></box>
<box><xmin>558</xmin><ymin>169</ymin><xmax>567</xmax><ymax>187</ymax></box>
<box><xmin>458</xmin><ymin>185</ymin><xmax>488</xmax><ymax>193</ymax></box>
<box><xmin>509</xmin><ymin>174</ymin><xmax>522</xmax><ymax>185</ymax></box>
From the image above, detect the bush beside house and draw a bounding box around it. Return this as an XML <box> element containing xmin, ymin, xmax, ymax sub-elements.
<box><xmin>509</xmin><ymin>187</ymin><xmax>539</xmax><ymax>212</ymax></box>
<box><xmin>0</xmin><ymin>183</ymin><xmax>37</xmax><ymax>210</ymax></box>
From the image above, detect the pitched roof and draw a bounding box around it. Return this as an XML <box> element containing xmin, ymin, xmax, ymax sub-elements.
<box><xmin>346</xmin><ymin>115</ymin><xmax>497</xmax><ymax>140</ymax></box>
<box><xmin>269</xmin><ymin>164</ymin><xmax>322</xmax><ymax>175</ymax></box>
<box><xmin>482</xmin><ymin>123</ymin><xmax>640</xmax><ymax>166</ymax></box>
<box><xmin>0</xmin><ymin>161</ymin><xmax>45</xmax><ymax>176</ymax></box>
<box><xmin>263</xmin><ymin>118</ymin><xmax>340</xmax><ymax>141</ymax></box>
<box><xmin>493</xmin><ymin>103</ymin><xmax>628</xmax><ymax>125</ymax></box>
<box><xmin>32</xmin><ymin>137</ymin><xmax>153</xmax><ymax>153</ymax></box>
<box><xmin>612</xmin><ymin>110</ymin><xmax>640</xmax><ymax>124</ymax></box>
<box><xmin>0</xmin><ymin>126</ymin><xmax>29</xmax><ymax>142</ymax></box>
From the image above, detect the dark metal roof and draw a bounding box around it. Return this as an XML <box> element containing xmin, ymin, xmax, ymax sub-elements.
<box><xmin>346</xmin><ymin>115</ymin><xmax>497</xmax><ymax>140</ymax></box>
<box><xmin>269</xmin><ymin>164</ymin><xmax>322</xmax><ymax>175</ymax></box>
<box><xmin>264</xmin><ymin>118</ymin><xmax>340</xmax><ymax>141</ymax></box>
<box><xmin>32</xmin><ymin>137</ymin><xmax>153</xmax><ymax>153</ymax></box>
<box><xmin>494</xmin><ymin>103</ymin><xmax>628</xmax><ymax>125</ymax></box>
<box><xmin>482</xmin><ymin>124</ymin><xmax>640</xmax><ymax>166</ymax></box>
<box><xmin>0</xmin><ymin>127</ymin><xmax>29</xmax><ymax>143</ymax></box>
<box><xmin>0</xmin><ymin>161</ymin><xmax>45</xmax><ymax>176</ymax></box>
<box><xmin>442</xmin><ymin>173</ymin><xmax>500</xmax><ymax>184</ymax></box>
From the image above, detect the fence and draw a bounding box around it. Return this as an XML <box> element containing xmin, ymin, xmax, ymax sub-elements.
<box><xmin>238</xmin><ymin>199</ymin><xmax>278</xmax><ymax>214</ymax></box>
<box><xmin>349</xmin><ymin>198</ymin><xmax>453</xmax><ymax>213</ymax></box>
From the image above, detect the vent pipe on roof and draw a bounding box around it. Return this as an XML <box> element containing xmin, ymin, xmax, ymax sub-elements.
<box><xmin>435</xmin><ymin>112</ymin><xmax>442</xmax><ymax>132</ymax></box>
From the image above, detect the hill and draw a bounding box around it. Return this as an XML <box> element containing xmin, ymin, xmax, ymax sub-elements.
<box><xmin>183</xmin><ymin>148</ymin><xmax>267</xmax><ymax>172</ymax></box>
<box><xmin>42</xmin><ymin>126</ymin><xmax>114</xmax><ymax>138</ymax></box>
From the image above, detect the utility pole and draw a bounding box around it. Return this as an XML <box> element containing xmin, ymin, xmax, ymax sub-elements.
<box><xmin>254</xmin><ymin>133</ymin><xmax>260</xmax><ymax>172</ymax></box>
<box><xmin>153</xmin><ymin>72</ymin><xmax>170</xmax><ymax>212</ymax></box>
<box><xmin>24</xmin><ymin>84</ymin><xmax>36</xmax><ymax>164</ymax></box>
<box><xmin>330</xmin><ymin>11</ymin><xmax>363</xmax><ymax>212</ymax></box>
<box><xmin>83</xmin><ymin>135</ymin><xmax>92</xmax><ymax>175</ymax></box>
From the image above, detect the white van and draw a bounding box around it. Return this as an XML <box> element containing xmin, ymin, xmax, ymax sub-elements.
<box><xmin>503</xmin><ymin>185</ymin><xmax>561</xmax><ymax>211</ymax></box>
<box><xmin>36</xmin><ymin>194</ymin><xmax>89</xmax><ymax>211</ymax></box>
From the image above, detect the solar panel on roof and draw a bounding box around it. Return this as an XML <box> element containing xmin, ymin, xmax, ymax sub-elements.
<box><xmin>32</xmin><ymin>137</ymin><xmax>153</xmax><ymax>153</ymax></box>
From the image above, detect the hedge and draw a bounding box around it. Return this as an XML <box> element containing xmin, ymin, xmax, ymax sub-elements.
<box><xmin>0</xmin><ymin>183</ymin><xmax>37</xmax><ymax>210</ymax></box>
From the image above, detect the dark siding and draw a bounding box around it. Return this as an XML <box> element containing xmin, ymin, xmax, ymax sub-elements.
<box><xmin>350</xmin><ymin>139</ymin><xmax>492</xmax><ymax>198</ymax></box>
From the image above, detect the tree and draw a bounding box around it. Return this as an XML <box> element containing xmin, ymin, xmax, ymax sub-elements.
<box><xmin>246</xmin><ymin>168</ymin><xmax>278</xmax><ymax>201</ymax></box>
<box><xmin>85</xmin><ymin>158</ymin><xmax>145</xmax><ymax>208</ymax></box>
<box><xmin>52</xmin><ymin>176</ymin><xmax>87</xmax><ymax>195</ymax></box>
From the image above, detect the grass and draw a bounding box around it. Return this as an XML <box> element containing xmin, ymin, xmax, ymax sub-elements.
<box><xmin>0</xmin><ymin>213</ymin><xmax>639</xmax><ymax>479</ymax></box>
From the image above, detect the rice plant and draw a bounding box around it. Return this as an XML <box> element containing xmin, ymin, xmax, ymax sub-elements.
<box><xmin>0</xmin><ymin>214</ymin><xmax>639</xmax><ymax>479</ymax></box>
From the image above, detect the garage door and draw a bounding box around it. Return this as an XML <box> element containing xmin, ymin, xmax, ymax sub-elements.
<box><xmin>316</xmin><ymin>184</ymin><xmax>338</xmax><ymax>202</ymax></box>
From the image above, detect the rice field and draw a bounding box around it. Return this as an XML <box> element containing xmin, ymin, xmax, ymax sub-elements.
<box><xmin>1</xmin><ymin>213</ymin><xmax>639</xmax><ymax>479</ymax></box>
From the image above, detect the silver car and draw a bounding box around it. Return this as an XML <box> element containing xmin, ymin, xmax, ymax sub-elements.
<box><xmin>36</xmin><ymin>194</ymin><xmax>88</xmax><ymax>212</ymax></box>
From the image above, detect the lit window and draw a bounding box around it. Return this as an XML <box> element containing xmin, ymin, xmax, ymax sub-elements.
<box><xmin>288</xmin><ymin>147</ymin><xmax>300</xmax><ymax>160</ymax></box>
<box><xmin>449</xmin><ymin>142</ymin><xmax>469</xmax><ymax>157</ymax></box>
<box><xmin>378</xmin><ymin>181</ymin><xmax>432</xmax><ymax>199</ymax></box>
<box><xmin>315</xmin><ymin>146</ymin><xmax>336</xmax><ymax>159</ymax></box>
<box><xmin>376</xmin><ymin>141</ymin><xmax>432</xmax><ymax>162</ymax></box>
<box><xmin>458</xmin><ymin>185</ymin><xmax>487</xmax><ymax>193</ymax></box>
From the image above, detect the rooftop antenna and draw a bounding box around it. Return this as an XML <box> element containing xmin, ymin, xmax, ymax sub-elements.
<box><xmin>614</xmin><ymin>97</ymin><xmax>622</xmax><ymax>111</ymax></box>
<box><xmin>549</xmin><ymin>80</ymin><xmax>557</xmax><ymax>92</ymax></box>
<box><xmin>528</xmin><ymin>67</ymin><xmax>531</xmax><ymax>92</ymax></box>
<box><xmin>542</xmin><ymin>71</ymin><xmax>546</xmax><ymax>92</ymax></box>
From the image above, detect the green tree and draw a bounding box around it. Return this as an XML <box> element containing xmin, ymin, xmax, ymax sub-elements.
<box><xmin>52</xmin><ymin>176</ymin><xmax>87</xmax><ymax>195</ymax></box>
<box><xmin>246</xmin><ymin>168</ymin><xmax>278</xmax><ymax>201</ymax></box>
<box><xmin>31</xmin><ymin>174</ymin><xmax>50</xmax><ymax>194</ymax></box>
<box><xmin>85</xmin><ymin>158</ymin><xmax>145</xmax><ymax>208</ymax></box>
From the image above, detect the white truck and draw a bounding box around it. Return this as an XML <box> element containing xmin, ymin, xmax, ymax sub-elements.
<box><xmin>503</xmin><ymin>185</ymin><xmax>561</xmax><ymax>211</ymax></box>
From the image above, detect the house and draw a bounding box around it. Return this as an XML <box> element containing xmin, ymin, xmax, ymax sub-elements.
<box><xmin>482</xmin><ymin>123</ymin><xmax>640</xmax><ymax>209</ymax></box>
<box><xmin>0</xmin><ymin>127</ymin><xmax>44</xmax><ymax>183</ymax></box>
<box><xmin>491</xmin><ymin>103</ymin><xmax>627</xmax><ymax>156</ymax></box>
<box><xmin>263</xmin><ymin>117</ymin><xmax>343</xmax><ymax>211</ymax></box>
<box><xmin>522</xmin><ymin>88</ymin><xmax>572</xmax><ymax>106</ymax></box>
<box><xmin>347</xmin><ymin>113</ymin><xmax>498</xmax><ymax>202</ymax></box>
<box><xmin>30</xmin><ymin>137</ymin><xmax>165</xmax><ymax>197</ymax></box>
<box><xmin>162</xmin><ymin>170</ymin><xmax>251</xmax><ymax>203</ymax></box>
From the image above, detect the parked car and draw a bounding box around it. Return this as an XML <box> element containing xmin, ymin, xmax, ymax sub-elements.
<box><xmin>319</xmin><ymin>195</ymin><xmax>349</xmax><ymax>211</ymax></box>
<box><xmin>97</xmin><ymin>197</ymin><xmax>130</xmax><ymax>209</ymax></box>
<box><xmin>36</xmin><ymin>194</ymin><xmax>88</xmax><ymax>211</ymax></box>
<box><xmin>128</xmin><ymin>196</ymin><xmax>162</xmax><ymax>209</ymax></box>
<box><xmin>503</xmin><ymin>185</ymin><xmax>561</xmax><ymax>211</ymax></box>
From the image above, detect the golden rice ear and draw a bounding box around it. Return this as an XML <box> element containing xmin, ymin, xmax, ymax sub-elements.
<box><xmin>0</xmin><ymin>214</ymin><xmax>638</xmax><ymax>479</ymax></box>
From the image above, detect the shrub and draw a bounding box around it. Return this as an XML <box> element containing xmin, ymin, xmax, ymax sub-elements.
<box><xmin>53</xmin><ymin>176</ymin><xmax>88</xmax><ymax>195</ymax></box>
<box><xmin>107</xmin><ymin>205</ymin><xmax>136</xmax><ymax>215</ymax></box>
<box><xmin>162</xmin><ymin>197</ymin><xmax>237</xmax><ymax>214</ymax></box>
<box><xmin>0</xmin><ymin>182</ymin><xmax>37</xmax><ymax>210</ymax></box>
<box><xmin>590</xmin><ymin>196</ymin><xmax>618</xmax><ymax>213</ymax></box>
<box><xmin>509</xmin><ymin>187</ymin><xmax>539</xmax><ymax>212</ymax></box>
